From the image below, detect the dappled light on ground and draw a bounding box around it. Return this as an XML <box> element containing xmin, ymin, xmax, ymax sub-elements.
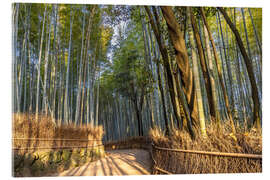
<box><xmin>57</xmin><ymin>149</ymin><xmax>151</xmax><ymax>176</ymax></box>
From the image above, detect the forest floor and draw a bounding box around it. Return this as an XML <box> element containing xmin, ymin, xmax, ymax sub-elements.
<box><xmin>56</xmin><ymin>149</ymin><xmax>152</xmax><ymax>176</ymax></box>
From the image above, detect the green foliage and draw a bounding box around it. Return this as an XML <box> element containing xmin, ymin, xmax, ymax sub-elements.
<box><xmin>13</xmin><ymin>3</ymin><xmax>262</xmax><ymax>141</ymax></box>
<box><xmin>99</xmin><ymin>10</ymin><xmax>154</xmax><ymax>104</ymax></box>
<box><xmin>98</xmin><ymin>6</ymin><xmax>154</xmax><ymax>109</ymax></box>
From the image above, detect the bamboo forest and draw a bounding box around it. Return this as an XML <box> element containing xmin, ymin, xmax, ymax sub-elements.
<box><xmin>12</xmin><ymin>3</ymin><xmax>262</xmax><ymax>176</ymax></box>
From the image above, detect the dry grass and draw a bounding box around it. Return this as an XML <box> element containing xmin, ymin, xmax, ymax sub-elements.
<box><xmin>150</xmin><ymin>124</ymin><xmax>262</xmax><ymax>174</ymax></box>
<box><xmin>12</xmin><ymin>113</ymin><xmax>104</xmax><ymax>153</ymax></box>
<box><xmin>12</xmin><ymin>113</ymin><xmax>105</xmax><ymax>177</ymax></box>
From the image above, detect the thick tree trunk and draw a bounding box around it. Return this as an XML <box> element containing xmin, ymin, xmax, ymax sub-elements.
<box><xmin>144</xmin><ymin>6</ymin><xmax>184</xmax><ymax>132</ymax></box>
<box><xmin>145</xmin><ymin>6</ymin><xmax>196</xmax><ymax>138</ymax></box>
<box><xmin>160</xmin><ymin>6</ymin><xmax>193</xmax><ymax>105</ymax></box>
<box><xmin>160</xmin><ymin>6</ymin><xmax>198</xmax><ymax>136</ymax></box>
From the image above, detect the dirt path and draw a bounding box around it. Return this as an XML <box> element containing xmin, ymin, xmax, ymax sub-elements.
<box><xmin>57</xmin><ymin>149</ymin><xmax>152</xmax><ymax>176</ymax></box>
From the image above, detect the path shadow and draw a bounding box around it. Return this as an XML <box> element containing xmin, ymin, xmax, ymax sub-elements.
<box><xmin>104</xmin><ymin>155</ymin><xmax>113</xmax><ymax>175</ymax></box>
<box><xmin>117</xmin><ymin>156</ymin><xmax>147</xmax><ymax>174</ymax></box>
<box><xmin>108</xmin><ymin>156</ymin><xmax>129</xmax><ymax>175</ymax></box>
<box><xmin>100</xmin><ymin>158</ymin><xmax>107</xmax><ymax>176</ymax></box>
<box><xmin>78</xmin><ymin>161</ymin><xmax>93</xmax><ymax>176</ymax></box>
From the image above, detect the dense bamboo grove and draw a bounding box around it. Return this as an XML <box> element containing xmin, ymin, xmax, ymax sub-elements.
<box><xmin>12</xmin><ymin>4</ymin><xmax>262</xmax><ymax>142</ymax></box>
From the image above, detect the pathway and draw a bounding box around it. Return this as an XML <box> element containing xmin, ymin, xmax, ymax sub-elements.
<box><xmin>57</xmin><ymin>149</ymin><xmax>152</xmax><ymax>176</ymax></box>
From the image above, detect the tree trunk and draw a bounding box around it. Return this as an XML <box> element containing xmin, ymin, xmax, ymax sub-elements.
<box><xmin>190</xmin><ymin>8</ymin><xmax>215</xmax><ymax>120</ymax></box>
<box><xmin>12</xmin><ymin>4</ymin><xmax>20</xmax><ymax>113</ymax></box>
<box><xmin>75</xmin><ymin>11</ymin><xmax>86</xmax><ymax>125</ymax></box>
<box><xmin>52</xmin><ymin>5</ymin><xmax>59</xmax><ymax>121</ymax></box>
<box><xmin>144</xmin><ymin>6</ymin><xmax>184</xmax><ymax>133</ymax></box>
<box><xmin>187</xmin><ymin>7</ymin><xmax>207</xmax><ymax>137</ymax></box>
<box><xmin>160</xmin><ymin>6</ymin><xmax>198</xmax><ymax>136</ymax></box>
<box><xmin>242</xmin><ymin>8</ymin><xmax>262</xmax><ymax>96</ymax></box>
<box><xmin>217</xmin><ymin>11</ymin><xmax>235</xmax><ymax>114</ymax></box>
<box><xmin>218</xmin><ymin>7</ymin><xmax>261</xmax><ymax>130</ymax></box>
<box><xmin>95</xmin><ymin>71</ymin><xmax>100</xmax><ymax>126</ymax></box>
<box><xmin>202</xmin><ymin>17</ymin><xmax>221</xmax><ymax>126</ymax></box>
<box><xmin>63</xmin><ymin>9</ymin><xmax>74</xmax><ymax>124</ymax></box>
<box><xmin>156</xmin><ymin>60</ymin><xmax>170</xmax><ymax>134</ymax></box>
<box><xmin>133</xmin><ymin>98</ymin><xmax>143</xmax><ymax>136</ymax></box>
<box><xmin>248</xmin><ymin>8</ymin><xmax>262</xmax><ymax>56</ymax></box>
<box><xmin>160</xmin><ymin>6</ymin><xmax>194</xmax><ymax>106</ymax></box>
<box><xmin>43</xmin><ymin>10</ymin><xmax>53</xmax><ymax>115</ymax></box>
<box><xmin>35</xmin><ymin>5</ymin><xmax>47</xmax><ymax>121</ymax></box>
<box><xmin>200</xmin><ymin>7</ymin><xmax>236</xmax><ymax>133</ymax></box>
